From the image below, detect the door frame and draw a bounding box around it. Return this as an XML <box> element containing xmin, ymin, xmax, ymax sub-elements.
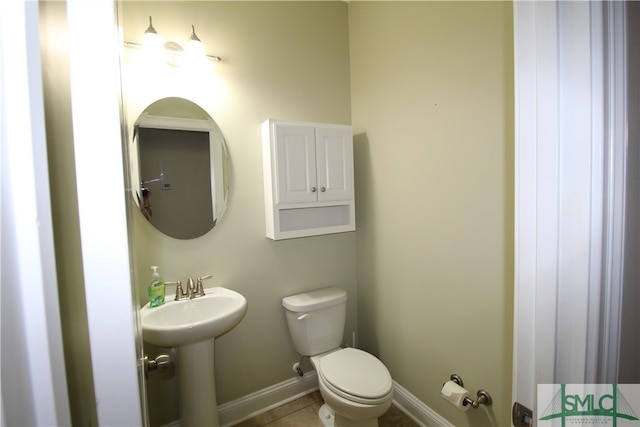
<box><xmin>0</xmin><ymin>2</ymin><xmax>71</xmax><ymax>424</ymax></box>
<box><xmin>66</xmin><ymin>0</ymin><xmax>144</xmax><ymax>425</ymax></box>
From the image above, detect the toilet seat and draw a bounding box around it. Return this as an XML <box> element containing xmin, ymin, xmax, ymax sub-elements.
<box><xmin>318</xmin><ymin>348</ymin><xmax>393</xmax><ymax>405</ymax></box>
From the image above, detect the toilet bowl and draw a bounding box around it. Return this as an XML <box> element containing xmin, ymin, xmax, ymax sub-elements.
<box><xmin>313</xmin><ymin>348</ymin><xmax>393</xmax><ymax>426</ymax></box>
<box><xmin>282</xmin><ymin>287</ymin><xmax>394</xmax><ymax>427</ymax></box>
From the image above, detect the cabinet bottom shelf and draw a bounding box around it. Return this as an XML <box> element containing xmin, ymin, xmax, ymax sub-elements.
<box><xmin>267</xmin><ymin>204</ymin><xmax>355</xmax><ymax>240</ymax></box>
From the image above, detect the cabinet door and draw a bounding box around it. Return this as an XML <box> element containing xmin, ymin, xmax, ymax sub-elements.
<box><xmin>315</xmin><ymin>126</ymin><xmax>353</xmax><ymax>202</ymax></box>
<box><xmin>274</xmin><ymin>124</ymin><xmax>318</xmax><ymax>204</ymax></box>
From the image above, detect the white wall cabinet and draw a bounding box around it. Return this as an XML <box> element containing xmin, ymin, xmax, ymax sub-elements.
<box><xmin>262</xmin><ymin>119</ymin><xmax>355</xmax><ymax>240</ymax></box>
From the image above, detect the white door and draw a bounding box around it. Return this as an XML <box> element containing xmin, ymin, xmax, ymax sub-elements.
<box><xmin>512</xmin><ymin>1</ymin><xmax>626</xmax><ymax>425</ymax></box>
<box><xmin>274</xmin><ymin>123</ymin><xmax>318</xmax><ymax>204</ymax></box>
<box><xmin>315</xmin><ymin>126</ymin><xmax>354</xmax><ymax>202</ymax></box>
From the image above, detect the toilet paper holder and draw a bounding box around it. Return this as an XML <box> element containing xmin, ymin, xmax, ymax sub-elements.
<box><xmin>448</xmin><ymin>374</ymin><xmax>493</xmax><ymax>408</ymax></box>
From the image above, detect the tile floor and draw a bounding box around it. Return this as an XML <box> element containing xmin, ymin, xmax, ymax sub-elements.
<box><xmin>232</xmin><ymin>391</ymin><xmax>419</xmax><ymax>427</ymax></box>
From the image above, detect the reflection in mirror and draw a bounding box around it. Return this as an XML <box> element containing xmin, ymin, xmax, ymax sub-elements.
<box><xmin>131</xmin><ymin>97</ymin><xmax>230</xmax><ymax>239</ymax></box>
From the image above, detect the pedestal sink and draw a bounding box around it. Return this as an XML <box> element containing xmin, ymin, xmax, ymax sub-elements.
<box><xmin>141</xmin><ymin>287</ymin><xmax>247</xmax><ymax>427</ymax></box>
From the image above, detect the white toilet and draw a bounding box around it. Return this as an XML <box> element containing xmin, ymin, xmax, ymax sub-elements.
<box><xmin>282</xmin><ymin>287</ymin><xmax>393</xmax><ymax>427</ymax></box>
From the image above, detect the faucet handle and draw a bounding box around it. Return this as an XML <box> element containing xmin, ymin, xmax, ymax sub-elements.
<box><xmin>195</xmin><ymin>275</ymin><xmax>212</xmax><ymax>297</ymax></box>
<box><xmin>172</xmin><ymin>280</ymin><xmax>188</xmax><ymax>301</ymax></box>
<box><xmin>165</xmin><ymin>280</ymin><xmax>179</xmax><ymax>293</ymax></box>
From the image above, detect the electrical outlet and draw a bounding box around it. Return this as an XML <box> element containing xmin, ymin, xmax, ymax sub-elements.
<box><xmin>512</xmin><ymin>402</ymin><xmax>533</xmax><ymax>427</ymax></box>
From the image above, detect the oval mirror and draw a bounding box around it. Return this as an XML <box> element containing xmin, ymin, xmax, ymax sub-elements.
<box><xmin>130</xmin><ymin>97</ymin><xmax>231</xmax><ymax>239</ymax></box>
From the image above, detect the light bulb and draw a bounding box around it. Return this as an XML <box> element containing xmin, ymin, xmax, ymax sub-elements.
<box><xmin>185</xmin><ymin>25</ymin><xmax>205</xmax><ymax>59</ymax></box>
<box><xmin>142</xmin><ymin>16</ymin><xmax>162</xmax><ymax>53</ymax></box>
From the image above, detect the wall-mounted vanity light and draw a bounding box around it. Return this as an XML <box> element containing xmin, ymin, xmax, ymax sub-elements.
<box><xmin>125</xmin><ymin>16</ymin><xmax>222</xmax><ymax>66</ymax></box>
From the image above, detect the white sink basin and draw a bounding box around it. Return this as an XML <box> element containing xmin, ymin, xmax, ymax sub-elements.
<box><xmin>141</xmin><ymin>287</ymin><xmax>247</xmax><ymax>347</ymax></box>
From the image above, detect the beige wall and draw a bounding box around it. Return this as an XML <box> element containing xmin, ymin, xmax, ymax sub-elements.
<box><xmin>39</xmin><ymin>2</ymin><xmax>98</xmax><ymax>426</ymax></box>
<box><xmin>121</xmin><ymin>2</ymin><xmax>356</xmax><ymax>425</ymax></box>
<box><xmin>349</xmin><ymin>2</ymin><xmax>514</xmax><ymax>426</ymax></box>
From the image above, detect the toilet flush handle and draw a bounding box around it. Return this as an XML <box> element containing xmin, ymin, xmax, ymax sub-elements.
<box><xmin>297</xmin><ymin>313</ymin><xmax>310</xmax><ymax>320</ymax></box>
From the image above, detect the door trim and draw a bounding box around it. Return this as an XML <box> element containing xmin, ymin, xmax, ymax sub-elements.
<box><xmin>66</xmin><ymin>0</ymin><xmax>143</xmax><ymax>425</ymax></box>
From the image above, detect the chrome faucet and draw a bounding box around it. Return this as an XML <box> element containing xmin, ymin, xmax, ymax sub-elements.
<box><xmin>187</xmin><ymin>278</ymin><xmax>196</xmax><ymax>299</ymax></box>
<box><xmin>174</xmin><ymin>275</ymin><xmax>212</xmax><ymax>301</ymax></box>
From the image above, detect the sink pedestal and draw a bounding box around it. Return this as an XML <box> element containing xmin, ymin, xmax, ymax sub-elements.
<box><xmin>177</xmin><ymin>338</ymin><xmax>219</xmax><ymax>427</ymax></box>
<box><xmin>140</xmin><ymin>287</ymin><xmax>248</xmax><ymax>427</ymax></box>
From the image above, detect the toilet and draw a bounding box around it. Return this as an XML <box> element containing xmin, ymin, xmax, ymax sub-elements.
<box><xmin>282</xmin><ymin>287</ymin><xmax>393</xmax><ymax>427</ymax></box>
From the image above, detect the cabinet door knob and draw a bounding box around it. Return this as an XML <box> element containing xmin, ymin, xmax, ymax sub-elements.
<box><xmin>321</xmin><ymin>187</ymin><xmax>326</xmax><ymax>192</ymax></box>
<box><xmin>311</xmin><ymin>187</ymin><xmax>317</xmax><ymax>192</ymax></box>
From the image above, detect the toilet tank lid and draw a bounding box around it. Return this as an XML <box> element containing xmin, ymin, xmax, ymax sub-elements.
<box><xmin>282</xmin><ymin>287</ymin><xmax>347</xmax><ymax>312</ymax></box>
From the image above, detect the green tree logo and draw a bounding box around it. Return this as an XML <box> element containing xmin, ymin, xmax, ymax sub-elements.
<box><xmin>540</xmin><ymin>384</ymin><xmax>639</xmax><ymax>426</ymax></box>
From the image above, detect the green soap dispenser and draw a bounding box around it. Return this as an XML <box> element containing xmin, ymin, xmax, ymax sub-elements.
<box><xmin>148</xmin><ymin>265</ymin><xmax>166</xmax><ymax>307</ymax></box>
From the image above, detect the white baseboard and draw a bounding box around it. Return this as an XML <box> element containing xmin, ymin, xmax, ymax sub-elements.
<box><xmin>391</xmin><ymin>382</ymin><xmax>454</xmax><ymax>427</ymax></box>
<box><xmin>218</xmin><ymin>370</ymin><xmax>319</xmax><ymax>427</ymax></box>
<box><xmin>212</xmin><ymin>373</ymin><xmax>452</xmax><ymax>427</ymax></box>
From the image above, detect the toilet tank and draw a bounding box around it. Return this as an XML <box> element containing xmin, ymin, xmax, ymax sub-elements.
<box><xmin>282</xmin><ymin>287</ymin><xmax>347</xmax><ymax>356</ymax></box>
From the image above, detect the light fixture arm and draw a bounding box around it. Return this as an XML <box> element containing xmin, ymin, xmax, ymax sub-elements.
<box><xmin>144</xmin><ymin>16</ymin><xmax>158</xmax><ymax>36</ymax></box>
<box><xmin>125</xmin><ymin>17</ymin><xmax>222</xmax><ymax>62</ymax></box>
<box><xmin>189</xmin><ymin>25</ymin><xmax>201</xmax><ymax>43</ymax></box>
<box><xmin>124</xmin><ymin>41</ymin><xmax>221</xmax><ymax>62</ymax></box>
